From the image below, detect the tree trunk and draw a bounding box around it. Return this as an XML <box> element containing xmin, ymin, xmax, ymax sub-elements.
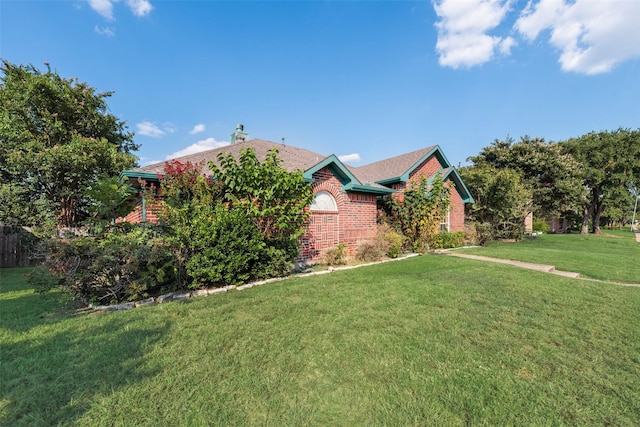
<box><xmin>580</xmin><ymin>204</ymin><xmax>590</xmax><ymax>235</ymax></box>
<box><xmin>592</xmin><ymin>201</ymin><xmax>605</xmax><ymax>234</ymax></box>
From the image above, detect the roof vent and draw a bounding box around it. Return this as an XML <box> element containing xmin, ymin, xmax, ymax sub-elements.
<box><xmin>230</xmin><ymin>123</ymin><xmax>248</xmax><ymax>144</ymax></box>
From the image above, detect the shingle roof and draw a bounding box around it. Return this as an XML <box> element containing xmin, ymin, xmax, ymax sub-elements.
<box><xmin>133</xmin><ymin>139</ymin><xmax>327</xmax><ymax>176</ymax></box>
<box><xmin>351</xmin><ymin>145</ymin><xmax>438</xmax><ymax>184</ymax></box>
<box><xmin>125</xmin><ymin>139</ymin><xmax>469</xmax><ymax>199</ymax></box>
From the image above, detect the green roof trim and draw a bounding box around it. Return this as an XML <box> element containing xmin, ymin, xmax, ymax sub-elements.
<box><xmin>345</xmin><ymin>183</ymin><xmax>395</xmax><ymax>195</ymax></box>
<box><xmin>120</xmin><ymin>170</ymin><xmax>160</xmax><ymax>182</ymax></box>
<box><xmin>442</xmin><ymin>167</ymin><xmax>475</xmax><ymax>204</ymax></box>
<box><xmin>370</xmin><ymin>146</ymin><xmax>473</xmax><ymax>204</ymax></box>
<box><xmin>376</xmin><ymin>176</ymin><xmax>403</xmax><ymax>186</ymax></box>
<box><xmin>303</xmin><ymin>155</ymin><xmax>359</xmax><ymax>186</ymax></box>
<box><xmin>304</xmin><ymin>155</ymin><xmax>395</xmax><ymax>196</ymax></box>
<box><xmin>371</xmin><ymin>146</ymin><xmax>451</xmax><ymax>186</ymax></box>
<box><xmin>399</xmin><ymin>145</ymin><xmax>450</xmax><ymax>182</ymax></box>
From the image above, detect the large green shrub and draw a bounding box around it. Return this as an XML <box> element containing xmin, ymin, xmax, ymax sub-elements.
<box><xmin>430</xmin><ymin>231</ymin><xmax>465</xmax><ymax>249</ymax></box>
<box><xmin>33</xmin><ymin>148</ymin><xmax>316</xmax><ymax>305</ymax></box>
<box><xmin>185</xmin><ymin>205</ymin><xmax>293</xmax><ymax>287</ymax></box>
<box><xmin>532</xmin><ymin>219</ymin><xmax>550</xmax><ymax>233</ymax></box>
<box><xmin>161</xmin><ymin>147</ymin><xmax>313</xmax><ymax>288</ymax></box>
<box><xmin>460</xmin><ymin>165</ymin><xmax>532</xmax><ymax>243</ymax></box>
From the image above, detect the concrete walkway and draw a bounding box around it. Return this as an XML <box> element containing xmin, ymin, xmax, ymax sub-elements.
<box><xmin>439</xmin><ymin>249</ymin><xmax>640</xmax><ymax>287</ymax></box>
<box><xmin>441</xmin><ymin>252</ymin><xmax>581</xmax><ymax>278</ymax></box>
<box><xmin>635</xmin><ymin>231</ymin><xmax>640</xmax><ymax>242</ymax></box>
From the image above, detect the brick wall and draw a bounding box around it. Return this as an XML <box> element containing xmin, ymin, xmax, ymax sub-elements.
<box><xmin>117</xmin><ymin>205</ymin><xmax>143</xmax><ymax>224</ymax></box>
<box><xmin>448</xmin><ymin>187</ymin><xmax>465</xmax><ymax>231</ymax></box>
<box><xmin>116</xmin><ymin>199</ymin><xmax>162</xmax><ymax>224</ymax></box>
<box><xmin>300</xmin><ymin>167</ymin><xmax>377</xmax><ymax>260</ymax></box>
<box><xmin>389</xmin><ymin>155</ymin><xmax>466</xmax><ymax>232</ymax></box>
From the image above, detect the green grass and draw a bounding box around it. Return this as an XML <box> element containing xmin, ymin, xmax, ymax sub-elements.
<box><xmin>2</xmin><ymin>256</ymin><xmax>640</xmax><ymax>426</ymax></box>
<box><xmin>457</xmin><ymin>232</ymin><xmax>640</xmax><ymax>283</ymax></box>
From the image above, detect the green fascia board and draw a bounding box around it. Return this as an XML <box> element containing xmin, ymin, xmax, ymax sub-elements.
<box><xmin>442</xmin><ymin>167</ymin><xmax>475</xmax><ymax>204</ymax></box>
<box><xmin>374</xmin><ymin>146</ymin><xmax>452</xmax><ymax>186</ymax></box>
<box><xmin>344</xmin><ymin>183</ymin><xmax>396</xmax><ymax>195</ymax></box>
<box><xmin>303</xmin><ymin>155</ymin><xmax>394</xmax><ymax>196</ymax></box>
<box><xmin>120</xmin><ymin>170</ymin><xmax>160</xmax><ymax>182</ymax></box>
<box><xmin>376</xmin><ymin>176</ymin><xmax>403</xmax><ymax>186</ymax></box>
<box><xmin>398</xmin><ymin>145</ymin><xmax>451</xmax><ymax>182</ymax></box>
<box><xmin>303</xmin><ymin>155</ymin><xmax>361</xmax><ymax>187</ymax></box>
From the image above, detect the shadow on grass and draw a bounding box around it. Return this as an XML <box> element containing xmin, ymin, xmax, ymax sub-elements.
<box><xmin>0</xmin><ymin>315</ymin><xmax>169</xmax><ymax>426</ymax></box>
<box><xmin>0</xmin><ymin>288</ymin><xmax>78</xmax><ymax>333</ymax></box>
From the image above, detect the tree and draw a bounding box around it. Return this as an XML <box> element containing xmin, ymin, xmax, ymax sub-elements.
<box><xmin>383</xmin><ymin>174</ymin><xmax>450</xmax><ymax>252</ymax></box>
<box><xmin>459</xmin><ymin>164</ymin><xmax>532</xmax><ymax>243</ymax></box>
<box><xmin>159</xmin><ymin>148</ymin><xmax>314</xmax><ymax>288</ymax></box>
<box><xmin>562</xmin><ymin>128</ymin><xmax>640</xmax><ymax>234</ymax></box>
<box><xmin>468</xmin><ymin>136</ymin><xmax>584</xmax><ymax>221</ymax></box>
<box><xmin>0</xmin><ymin>60</ymin><xmax>137</xmax><ymax>228</ymax></box>
<box><xmin>210</xmin><ymin>148</ymin><xmax>314</xmax><ymax>248</ymax></box>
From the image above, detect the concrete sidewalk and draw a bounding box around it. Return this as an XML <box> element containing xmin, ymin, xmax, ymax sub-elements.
<box><xmin>441</xmin><ymin>252</ymin><xmax>581</xmax><ymax>278</ymax></box>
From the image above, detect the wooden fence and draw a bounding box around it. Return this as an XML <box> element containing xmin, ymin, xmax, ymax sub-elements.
<box><xmin>0</xmin><ymin>227</ymin><xmax>39</xmax><ymax>268</ymax></box>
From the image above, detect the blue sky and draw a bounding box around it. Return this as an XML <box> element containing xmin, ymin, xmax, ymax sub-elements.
<box><xmin>2</xmin><ymin>0</ymin><xmax>639</xmax><ymax>168</ymax></box>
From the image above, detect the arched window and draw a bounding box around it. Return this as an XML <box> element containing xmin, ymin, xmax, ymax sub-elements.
<box><xmin>310</xmin><ymin>191</ymin><xmax>337</xmax><ymax>211</ymax></box>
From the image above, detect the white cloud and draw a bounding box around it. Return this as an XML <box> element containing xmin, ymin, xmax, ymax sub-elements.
<box><xmin>498</xmin><ymin>36</ymin><xmax>516</xmax><ymax>55</ymax></box>
<box><xmin>88</xmin><ymin>0</ymin><xmax>114</xmax><ymax>20</ymax></box>
<box><xmin>165</xmin><ymin>138</ymin><xmax>230</xmax><ymax>159</ymax></box>
<box><xmin>338</xmin><ymin>153</ymin><xmax>361</xmax><ymax>164</ymax></box>
<box><xmin>94</xmin><ymin>25</ymin><xmax>115</xmax><ymax>37</ymax></box>
<box><xmin>433</xmin><ymin>0</ymin><xmax>513</xmax><ymax>68</ymax></box>
<box><xmin>136</xmin><ymin>121</ymin><xmax>166</xmax><ymax>137</ymax></box>
<box><xmin>126</xmin><ymin>0</ymin><xmax>153</xmax><ymax>17</ymax></box>
<box><xmin>162</xmin><ymin>122</ymin><xmax>177</xmax><ymax>134</ymax></box>
<box><xmin>87</xmin><ymin>0</ymin><xmax>153</xmax><ymax>20</ymax></box>
<box><xmin>189</xmin><ymin>123</ymin><xmax>206</xmax><ymax>135</ymax></box>
<box><xmin>515</xmin><ymin>0</ymin><xmax>640</xmax><ymax>74</ymax></box>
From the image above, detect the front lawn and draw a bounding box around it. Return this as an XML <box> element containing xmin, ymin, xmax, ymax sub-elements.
<box><xmin>1</xmin><ymin>255</ymin><xmax>639</xmax><ymax>426</ymax></box>
<box><xmin>457</xmin><ymin>232</ymin><xmax>640</xmax><ymax>283</ymax></box>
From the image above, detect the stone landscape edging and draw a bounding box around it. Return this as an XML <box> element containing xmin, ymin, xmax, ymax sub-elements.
<box><xmin>91</xmin><ymin>253</ymin><xmax>422</xmax><ymax>312</ymax></box>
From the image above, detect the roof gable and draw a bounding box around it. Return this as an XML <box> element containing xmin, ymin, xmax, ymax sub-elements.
<box><xmin>352</xmin><ymin>145</ymin><xmax>452</xmax><ymax>185</ymax></box>
<box><xmin>441</xmin><ymin>166</ymin><xmax>475</xmax><ymax>204</ymax></box>
<box><xmin>350</xmin><ymin>145</ymin><xmax>474</xmax><ymax>203</ymax></box>
<box><xmin>304</xmin><ymin>155</ymin><xmax>394</xmax><ymax>195</ymax></box>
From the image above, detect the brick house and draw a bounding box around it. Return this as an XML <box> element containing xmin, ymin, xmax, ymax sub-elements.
<box><xmin>121</xmin><ymin>125</ymin><xmax>473</xmax><ymax>260</ymax></box>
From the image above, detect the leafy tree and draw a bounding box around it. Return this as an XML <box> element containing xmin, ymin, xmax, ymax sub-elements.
<box><xmin>86</xmin><ymin>176</ymin><xmax>137</xmax><ymax>224</ymax></box>
<box><xmin>562</xmin><ymin>128</ymin><xmax>640</xmax><ymax>234</ymax></box>
<box><xmin>159</xmin><ymin>148</ymin><xmax>313</xmax><ymax>288</ymax></box>
<box><xmin>460</xmin><ymin>164</ymin><xmax>532</xmax><ymax>243</ymax></box>
<box><xmin>0</xmin><ymin>60</ymin><xmax>137</xmax><ymax>228</ymax></box>
<box><xmin>468</xmin><ymin>136</ymin><xmax>584</xmax><ymax>220</ymax></box>
<box><xmin>210</xmin><ymin>148</ymin><xmax>314</xmax><ymax>251</ymax></box>
<box><xmin>383</xmin><ymin>174</ymin><xmax>450</xmax><ymax>252</ymax></box>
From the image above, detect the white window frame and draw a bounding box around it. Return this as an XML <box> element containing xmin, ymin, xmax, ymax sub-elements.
<box><xmin>440</xmin><ymin>208</ymin><xmax>450</xmax><ymax>233</ymax></box>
